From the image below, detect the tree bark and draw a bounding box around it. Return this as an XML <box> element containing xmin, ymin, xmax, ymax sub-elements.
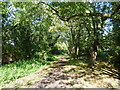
<box><xmin>88</xmin><ymin>6</ymin><xmax>99</xmax><ymax>67</ymax></box>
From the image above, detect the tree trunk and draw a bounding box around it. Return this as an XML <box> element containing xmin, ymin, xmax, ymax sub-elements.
<box><xmin>89</xmin><ymin>40</ymin><xmax>98</xmax><ymax>67</ymax></box>
<box><xmin>88</xmin><ymin>7</ymin><xmax>99</xmax><ymax>67</ymax></box>
<box><xmin>89</xmin><ymin>51</ymin><xmax>97</xmax><ymax>67</ymax></box>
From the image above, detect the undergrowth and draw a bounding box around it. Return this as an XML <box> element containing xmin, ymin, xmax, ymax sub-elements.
<box><xmin>0</xmin><ymin>58</ymin><xmax>50</xmax><ymax>86</ymax></box>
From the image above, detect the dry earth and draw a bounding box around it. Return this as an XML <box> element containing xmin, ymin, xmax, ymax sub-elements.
<box><xmin>1</xmin><ymin>56</ymin><xmax>120</xmax><ymax>89</ymax></box>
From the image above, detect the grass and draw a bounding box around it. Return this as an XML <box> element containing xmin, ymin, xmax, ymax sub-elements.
<box><xmin>0</xmin><ymin>58</ymin><xmax>50</xmax><ymax>86</ymax></box>
<box><xmin>0</xmin><ymin>55</ymin><xmax>118</xmax><ymax>88</ymax></box>
<box><xmin>47</xmin><ymin>54</ymin><xmax>57</xmax><ymax>61</ymax></box>
<box><xmin>66</xmin><ymin>59</ymin><xmax>89</xmax><ymax>67</ymax></box>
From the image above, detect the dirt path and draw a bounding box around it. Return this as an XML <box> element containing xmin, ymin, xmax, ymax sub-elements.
<box><xmin>29</xmin><ymin>56</ymin><xmax>73</xmax><ymax>88</ymax></box>
<box><xmin>29</xmin><ymin>56</ymin><xmax>119</xmax><ymax>88</ymax></box>
<box><xmin>1</xmin><ymin>56</ymin><xmax>119</xmax><ymax>88</ymax></box>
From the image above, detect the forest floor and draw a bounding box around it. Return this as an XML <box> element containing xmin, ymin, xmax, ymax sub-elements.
<box><xmin>1</xmin><ymin>55</ymin><xmax>120</xmax><ymax>89</ymax></box>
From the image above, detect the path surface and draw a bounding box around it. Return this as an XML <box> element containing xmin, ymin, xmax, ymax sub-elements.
<box><xmin>29</xmin><ymin>56</ymin><xmax>73</xmax><ymax>88</ymax></box>
<box><xmin>2</xmin><ymin>56</ymin><xmax>119</xmax><ymax>88</ymax></box>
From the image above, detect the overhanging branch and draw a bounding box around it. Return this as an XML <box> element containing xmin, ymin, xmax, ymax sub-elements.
<box><xmin>39</xmin><ymin>2</ymin><xmax>120</xmax><ymax>21</ymax></box>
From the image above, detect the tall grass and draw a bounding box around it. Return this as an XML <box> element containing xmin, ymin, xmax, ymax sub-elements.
<box><xmin>0</xmin><ymin>58</ymin><xmax>50</xmax><ymax>86</ymax></box>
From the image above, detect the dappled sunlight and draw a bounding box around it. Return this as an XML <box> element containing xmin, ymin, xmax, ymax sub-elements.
<box><xmin>29</xmin><ymin>56</ymin><xmax>119</xmax><ymax>88</ymax></box>
<box><xmin>1</xmin><ymin>55</ymin><xmax>119</xmax><ymax>88</ymax></box>
<box><xmin>1</xmin><ymin>1</ymin><xmax>120</xmax><ymax>89</ymax></box>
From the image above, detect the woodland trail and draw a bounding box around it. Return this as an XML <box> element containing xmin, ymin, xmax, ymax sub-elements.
<box><xmin>2</xmin><ymin>56</ymin><xmax>119</xmax><ymax>88</ymax></box>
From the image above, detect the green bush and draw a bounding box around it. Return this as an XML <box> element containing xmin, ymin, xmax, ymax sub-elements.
<box><xmin>46</xmin><ymin>54</ymin><xmax>56</xmax><ymax>61</ymax></box>
<box><xmin>98</xmin><ymin>51</ymin><xmax>109</xmax><ymax>61</ymax></box>
<box><xmin>111</xmin><ymin>46</ymin><xmax>120</xmax><ymax>68</ymax></box>
<box><xmin>49</xmin><ymin>46</ymin><xmax>61</xmax><ymax>55</ymax></box>
<box><xmin>0</xmin><ymin>58</ymin><xmax>50</xmax><ymax>86</ymax></box>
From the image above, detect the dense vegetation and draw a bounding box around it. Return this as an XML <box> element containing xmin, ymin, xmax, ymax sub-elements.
<box><xmin>1</xmin><ymin>1</ymin><xmax>120</xmax><ymax>87</ymax></box>
<box><xmin>0</xmin><ymin>58</ymin><xmax>50</xmax><ymax>86</ymax></box>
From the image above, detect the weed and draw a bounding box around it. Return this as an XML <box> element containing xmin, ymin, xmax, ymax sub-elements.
<box><xmin>0</xmin><ymin>58</ymin><xmax>50</xmax><ymax>86</ymax></box>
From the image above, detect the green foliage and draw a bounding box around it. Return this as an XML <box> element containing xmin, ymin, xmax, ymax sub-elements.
<box><xmin>0</xmin><ymin>58</ymin><xmax>50</xmax><ymax>86</ymax></box>
<box><xmin>51</xmin><ymin>2</ymin><xmax>87</xmax><ymax>17</ymax></box>
<box><xmin>97</xmin><ymin>51</ymin><xmax>109</xmax><ymax>61</ymax></box>
<box><xmin>66</xmin><ymin>59</ymin><xmax>89</xmax><ymax>67</ymax></box>
<box><xmin>55</xmin><ymin>43</ymin><xmax>68</xmax><ymax>54</ymax></box>
<box><xmin>2</xmin><ymin>2</ymin><xmax>54</xmax><ymax>63</ymax></box>
<box><xmin>49</xmin><ymin>46</ymin><xmax>61</xmax><ymax>55</ymax></box>
<box><xmin>46</xmin><ymin>54</ymin><xmax>56</xmax><ymax>61</ymax></box>
<box><xmin>109</xmin><ymin>16</ymin><xmax>120</xmax><ymax>69</ymax></box>
<box><xmin>110</xmin><ymin>46</ymin><xmax>120</xmax><ymax>68</ymax></box>
<box><xmin>49</xmin><ymin>43</ymin><xmax>67</xmax><ymax>55</ymax></box>
<box><xmin>2</xmin><ymin>2</ymin><xmax>120</xmax><ymax>72</ymax></box>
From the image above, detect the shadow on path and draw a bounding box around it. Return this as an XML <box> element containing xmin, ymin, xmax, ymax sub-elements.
<box><xmin>29</xmin><ymin>56</ymin><xmax>119</xmax><ymax>88</ymax></box>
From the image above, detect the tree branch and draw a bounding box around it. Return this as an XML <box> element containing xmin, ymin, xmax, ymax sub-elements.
<box><xmin>111</xmin><ymin>2</ymin><xmax>120</xmax><ymax>17</ymax></box>
<box><xmin>39</xmin><ymin>2</ymin><xmax>120</xmax><ymax>21</ymax></box>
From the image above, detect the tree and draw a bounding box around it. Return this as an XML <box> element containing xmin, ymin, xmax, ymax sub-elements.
<box><xmin>2</xmin><ymin>2</ymin><xmax>55</xmax><ymax>64</ymax></box>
